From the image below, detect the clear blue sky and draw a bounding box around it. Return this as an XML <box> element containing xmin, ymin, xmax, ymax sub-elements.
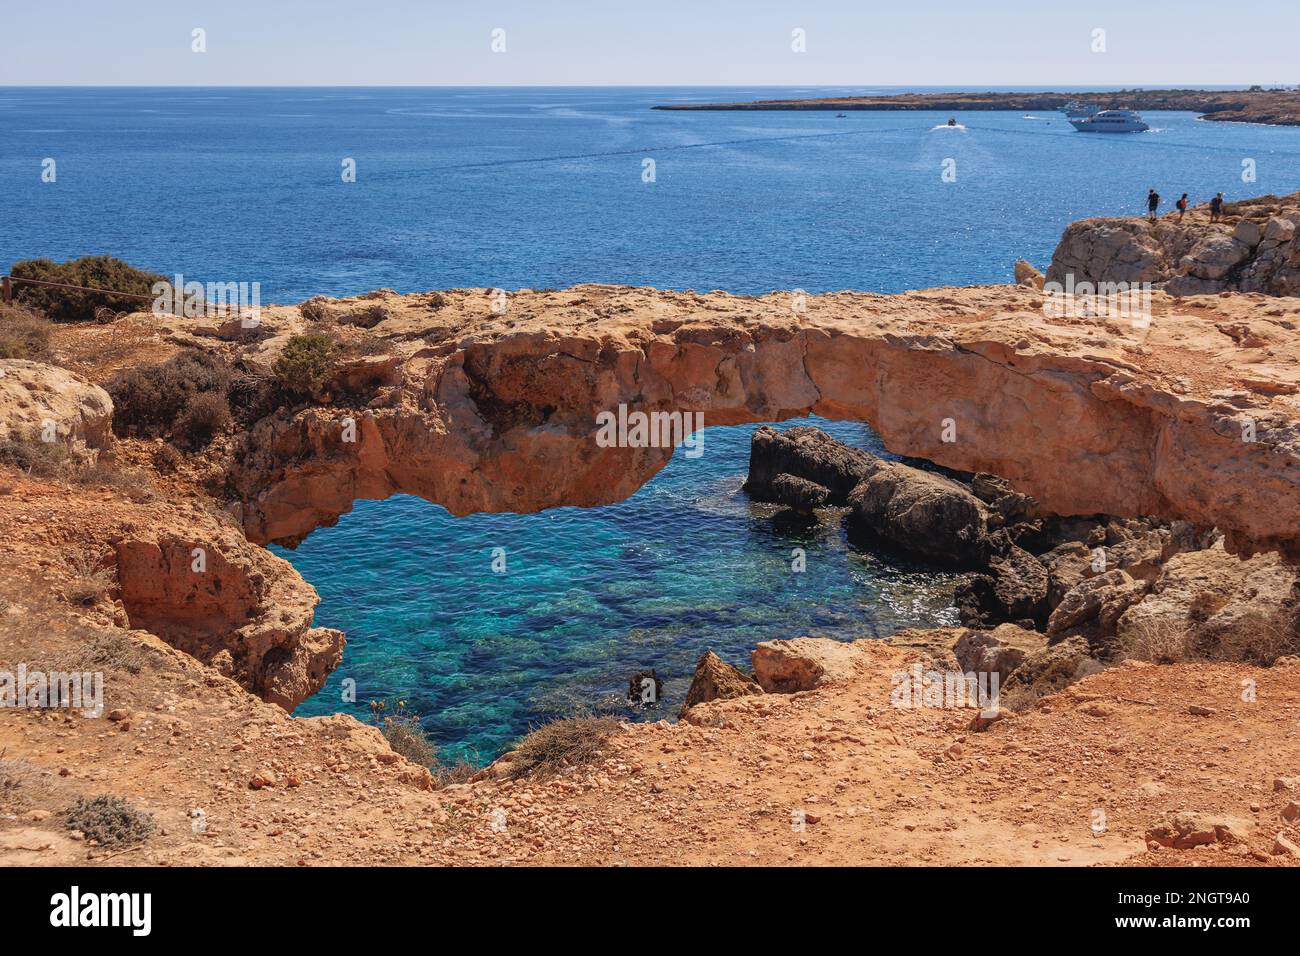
<box><xmin>2</xmin><ymin>0</ymin><xmax>1294</xmax><ymax>87</ymax></box>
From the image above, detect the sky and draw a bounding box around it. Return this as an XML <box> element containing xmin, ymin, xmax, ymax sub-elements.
<box><xmin>1</xmin><ymin>0</ymin><xmax>1295</xmax><ymax>88</ymax></box>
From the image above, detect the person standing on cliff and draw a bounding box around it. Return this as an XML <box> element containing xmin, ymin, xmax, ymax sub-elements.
<box><xmin>1176</xmin><ymin>193</ymin><xmax>1189</xmax><ymax>220</ymax></box>
<box><xmin>1210</xmin><ymin>192</ymin><xmax>1224</xmax><ymax>222</ymax></box>
<box><xmin>1147</xmin><ymin>189</ymin><xmax>1160</xmax><ymax>221</ymax></box>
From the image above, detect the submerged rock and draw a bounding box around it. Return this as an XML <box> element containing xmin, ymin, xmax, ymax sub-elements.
<box><xmin>847</xmin><ymin>461</ymin><xmax>989</xmax><ymax>568</ymax></box>
<box><xmin>767</xmin><ymin>473</ymin><xmax>832</xmax><ymax>513</ymax></box>
<box><xmin>745</xmin><ymin>425</ymin><xmax>879</xmax><ymax>506</ymax></box>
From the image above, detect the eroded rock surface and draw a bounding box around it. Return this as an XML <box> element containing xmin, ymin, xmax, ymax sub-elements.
<box><xmin>139</xmin><ymin>283</ymin><xmax>1300</xmax><ymax>561</ymax></box>
<box><xmin>1047</xmin><ymin>191</ymin><xmax>1300</xmax><ymax>296</ymax></box>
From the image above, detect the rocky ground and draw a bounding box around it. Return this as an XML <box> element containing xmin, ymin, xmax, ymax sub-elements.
<box><xmin>653</xmin><ymin>89</ymin><xmax>1300</xmax><ymax>126</ymax></box>
<box><xmin>4</xmin><ymin>197</ymin><xmax>1300</xmax><ymax>866</ymax></box>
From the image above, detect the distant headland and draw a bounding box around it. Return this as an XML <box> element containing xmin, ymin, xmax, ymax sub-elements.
<box><xmin>653</xmin><ymin>88</ymin><xmax>1300</xmax><ymax>126</ymax></box>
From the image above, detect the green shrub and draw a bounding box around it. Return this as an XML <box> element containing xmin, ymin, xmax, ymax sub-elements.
<box><xmin>0</xmin><ymin>302</ymin><xmax>54</xmax><ymax>359</ymax></box>
<box><xmin>274</xmin><ymin>333</ymin><xmax>338</xmax><ymax>399</ymax></box>
<box><xmin>106</xmin><ymin>350</ymin><xmax>232</xmax><ymax>444</ymax></box>
<box><xmin>64</xmin><ymin>794</ymin><xmax>155</xmax><ymax>847</ymax></box>
<box><xmin>9</xmin><ymin>256</ymin><xmax>165</xmax><ymax>323</ymax></box>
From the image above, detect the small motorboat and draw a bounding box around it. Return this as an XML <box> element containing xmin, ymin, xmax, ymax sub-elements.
<box><xmin>1070</xmin><ymin>108</ymin><xmax>1150</xmax><ymax>133</ymax></box>
<box><xmin>835</xmin><ymin>113</ymin><xmax>847</xmax><ymax>118</ymax></box>
<box><xmin>946</xmin><ymin>117</ymin><xmax>956</xmax><ymax>126</ymax></box>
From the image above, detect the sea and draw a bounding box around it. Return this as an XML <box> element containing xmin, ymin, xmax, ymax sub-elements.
<box><xmin>3</xmin><ymin>85</ymin><xmax>1298</xmax><ymax>760</ymax></box>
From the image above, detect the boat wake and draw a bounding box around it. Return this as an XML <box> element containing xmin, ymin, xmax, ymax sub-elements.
<box><xmin>931</xmin><ymin>123</ymin><xmax>966</xmax><ymax>131</ymax></box>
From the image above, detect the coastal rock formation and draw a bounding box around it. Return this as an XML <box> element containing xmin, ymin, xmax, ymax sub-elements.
<box><xmin>1046</xmin><ymin>192</ymin><xmax>1300</xmax><ymax>296</ymax></box>
<box><xmin>0</xmin><ymin>474</ymin><xmax>342</xmax><ymax>711</ymax></box>
<box><xmin>1116</xmin><ymin>543</ymin><xmax>1298</xmax><ymax>662</ymax></box>
<box><xmin>953</xmin><ymin>624</ymin><xmax>1046</xmax><ymax>681</ymax></box>
<box><xmin>0</xmin><ymin>359</ymin><xmax>113</xmax><ymax>455</ymax></box>
<box><xmin>847</xmin><ymin>462</ymin><xmax>989</xmax><ymax>568</ymax></box>
<box><xmin>744</xmin><ymin>424</ymin><xmax>877</xmax><ymax>505</ymax></box>
<box><xmin>680</xmin><ymin>651</ymin><xmax>763</xmax><ymax>714</ymax></box>
<box><xmin>113</xmin><ymin>525</ymin><xmax>345</xmax><ymax>711</ymax></box>
<box><xmin>751</xmin><ymin>637</ymin><xmax>858</xmax><ymax>693</ymax></box>
<box><xmin>158</xmin><ymin>283</ymin><xmax>1300</xmax><ymax>561</ymax></box>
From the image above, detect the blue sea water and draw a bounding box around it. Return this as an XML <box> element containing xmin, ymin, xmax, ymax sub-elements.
<box><xmin>3</xmin><ymin>87</ymin><xmax>1299</xmax><ymax>760</ymax></box>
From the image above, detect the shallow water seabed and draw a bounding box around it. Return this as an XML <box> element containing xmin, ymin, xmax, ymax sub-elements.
<box><xmin>282</xmin><ymin>418</ymin><xmax>968</xmax><ymax>761</ymax></box>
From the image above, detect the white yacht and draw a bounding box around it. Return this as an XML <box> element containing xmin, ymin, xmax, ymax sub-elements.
<box><xmin>1070</xmin><ymin>108</ymin><xmax>1150</xmax><ymax>133</ymax></box>
<box><xmin>1060</xmin><ymin>101</ymin><xmax>1099</xmax><ymax>119</ymax></box>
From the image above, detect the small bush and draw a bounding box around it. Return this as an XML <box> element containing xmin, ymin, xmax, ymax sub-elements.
<box><xmin>299</xmin><ymin>297</ymin><xmax>335</xmax><ymax>324</ymax></box>
<box><xmin>54</xmin><ymin>630</ymin><xmax>153</xmax><ymax>675</ymax></box>
<box><xmin>175</xmin><ymin>391</ymin><xmax>232</xmax><ymax>450</ymax></box>
<box><xmin>64</xmin><ymin>794</ymin><xmax>155</xmax><ymax>847</ymax></box>
<box><xmin>152</xmin><ymin>443</ymin><xmax>183</xmax><ymax>474</ymax></box>
<box><xmin>106</xmin><ymin>349</ymin><xmax>232</xmax><ymax>441</ymax></box>
<box><xmin>1123</xmin><ymin>607</ymin><xmax>1300</xmax><ymax>666</ymax></box>
<box><xmin>64</xmin><ymin>550</ymin><xmax>114</xmax><ymax>608</ymax></box>
<box><xmin>0</xmin><ymin>438</ymin><xmax>72</xmax><ymax>478</ymax></box>
<box><xmin>274</xmin><ymin>333</ymin><xmax>338</xmax><ymax>399</ymax></box>
<box><xmin>0</xmin><ymin>302</ymin><xmax>54</xmax><ymax>359</ymax></box>
<box><xmin>371</xmin><ymin>699</ymin><xmax>437</xmax><ymax>766</ymax></box>
<box><xmin>0</xmin><ymin>755</ymin><xmax>50</xmax><ymax>810</ymax></box>
<box><xmin>506</xmin><ymin>713</ymin><xmax>621</xmax><ymax>779</ymax></box>
<box><xmin>9</xmin><ymin>256</ymin><xmax>165</xmax><ymax>323</ymax></box>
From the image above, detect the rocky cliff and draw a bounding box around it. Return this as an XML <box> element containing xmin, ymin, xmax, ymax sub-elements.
<box><xmin>180</xmin><ymin>283</ymin><xmax>1300</xmax><ymax>560</ymax></box>
<box><xmin>1047</xmin><ymin>191</ymin><xmax>1300</xmax><ymax>295</ymax></box>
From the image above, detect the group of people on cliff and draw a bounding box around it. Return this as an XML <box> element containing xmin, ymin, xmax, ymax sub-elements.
<box><xmin>1146</xmin><ymin>188</ymin><xmax>1225</xmax><ymax>222</ymax></box>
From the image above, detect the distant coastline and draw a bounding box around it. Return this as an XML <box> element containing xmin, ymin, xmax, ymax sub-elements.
<box><xmin>653</xmin><ymin>88</ymin><xmax>1300</xmax><ymax>126</ymax></box>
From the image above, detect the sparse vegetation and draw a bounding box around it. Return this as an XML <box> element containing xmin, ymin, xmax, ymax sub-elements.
<box><xmin>274</xmin><ymin>333</ymin><xmax>339</xmax><ymax>399</ymax></box>
<box><xmin>0</xmin><ymin>754</ymin><xmax>50</xmax><ymax>810</ymax></box>
<box><xmin>53</xmin><ymin>630</ymin><xmax>154</xmax><ymax>676</ymax></box>
<box><xmin>64</xmin><ymin>794</ymin><xmax>155</xmax><ymax>847</ymax></box>
<box><xmin>175</xmin><ymin>391</ymin><xmax>232</xmax><ymax>450</ymax></box>
<box><xmin>1121</xmin><ymin>607</ymin><xmax>1300</xmax><ymax>666</ymax></box>
<box><xmin>8</xmin><ymin>256</ymin><xmax>165</xmax><ymax>323</ymax></box>
<box><xmin>371</xmin><ymin>698</ymin><xmax>438</xmax><ymax>767</ymax></box>
<box><xmin>299</xmin><ymin>297</ymin><xmax>335</xmax><ymax>324</ymax></box>
<box><xmin>506</xmin><ymin>713</ymin><xmax>621</xmax><ymax>778</ymax></box>
<box><xmin>106</xmin><ymin>349</ymin><xmax>233</xmax><ymax>447</ymax></box>
<box><xmin>0</xmin><ymin>437</ymin><xmax>72</xmax><ymax>478</ymax></box>
<box><xmin>64</xmin><ymin>550</ymin><xmax>115</xmax><ymax>607</ymax></box>
<box><xmin>0</xmin><ymin>302</ymin><xmax>54</xmax><ymax>359</ymax></box>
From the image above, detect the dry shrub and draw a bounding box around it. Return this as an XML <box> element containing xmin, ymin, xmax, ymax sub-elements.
<box><xmin>106</xmin><ymin>349</ymin><xmax>232</xmax><ymax>445</ymax></box>
<box><xmin>1121</xmin><ymin>607</ymin><xmax>1299</xmax><ymax>666</ymax></box>
<box><xmin>53</xmin><ymin>630</ymin><xmax>154</xmax><ymax>676</ymax></box>
<box><xmin>506</xmin><ymin>713</ymin><xmax>621</xmax><ymax>779</ymax></box>
<box><xmin>65</xmin><ymin>794</ymin><xmax>155</xmax><ymax>847</ymax></box>
<box><xmin>64</xmin><ymin>550</ymin><xmax>115</xmax><ymax>608</ymax></box>
<box><xmin>0</xmin><ymin>437</ymin><xmax>72</xmax><ymax>478</ymax></box>
<box><xmin>1120</xmin><ymin>616</ymin><xmax>1190</xmax><ymax>664</ymax></box>
<box><xmin>299</xmin><ymin>297</ymin><xmax>336</xmax><ymax>324</ymax></box>
<box><xmin>0</xmin><ymin>302</ymin><xmax>54</xmax><ymax>359</ymax></box>
<box><xmin>274</xmin><ymin>333</ymin><xmax>339</xmax><ymax>398</ymax></box>
<box><xmin>0</xmin><ymin>754</ymin><xmax>51</xmax><ymax>810</ymax></box>
<box><xmin>175</xmin><ymin>391</ymin><xmax>232</xmax><ymax>449</ymax></box>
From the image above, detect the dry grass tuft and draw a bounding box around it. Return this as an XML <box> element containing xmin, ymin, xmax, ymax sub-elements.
<box><xmin>0</xmin><ymin>753</ymin><xmax>52</xmax><ymax>810</ymax></box>
<box><xmin>506</xmin><ymin>713</ymin><xmax>621</xmax><ymax>779</ymax></box>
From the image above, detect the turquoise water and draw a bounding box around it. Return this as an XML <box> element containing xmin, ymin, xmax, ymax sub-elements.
<box><xmin>3</xmin><ymin>87</ymin><xmax>1299</xmax><ymax>760</ymax></box>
